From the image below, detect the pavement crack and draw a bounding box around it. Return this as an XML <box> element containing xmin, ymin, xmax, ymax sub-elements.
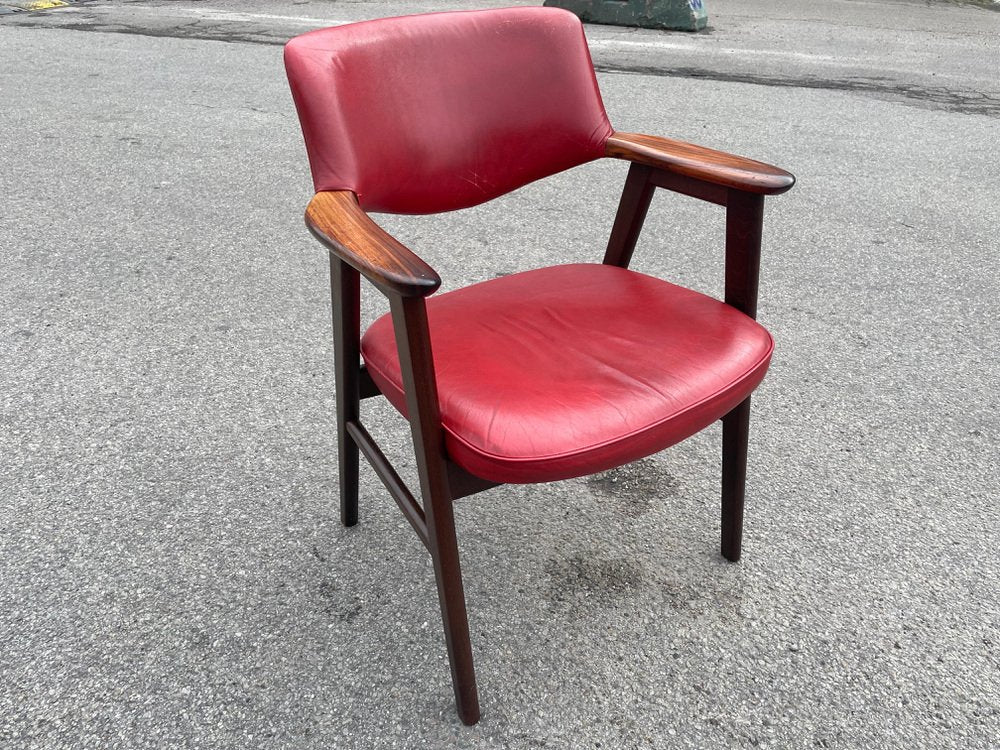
<box><xmin>7</xmin><ymin>15</ymin><xmax>998</xmax><ymax>118</ymax></box>
<box><xmin>595</xmin><ymin>63</ymin><xmax>1000</xmax><ymax>118</ymax></box>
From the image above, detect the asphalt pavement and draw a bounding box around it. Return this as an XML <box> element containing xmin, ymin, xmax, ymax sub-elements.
<box><xmin>1</xmin><ymin>1</ymin><xmax>998</xmax><ymax>748</ymax></box>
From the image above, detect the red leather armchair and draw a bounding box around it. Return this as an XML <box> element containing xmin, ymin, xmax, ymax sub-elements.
<box><xmin>285</xmin><ymin>7</ymin><xmax>793</xmax><ymax>725</ymax></box>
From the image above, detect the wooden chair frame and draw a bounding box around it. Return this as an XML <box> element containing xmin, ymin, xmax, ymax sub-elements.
<box><xmin>305</xmin><ymin>131</ymin><xmax>793</xmax><ymax>725</ymax></box>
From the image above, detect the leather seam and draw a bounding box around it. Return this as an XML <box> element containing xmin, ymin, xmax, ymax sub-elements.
<box><xmin>362</xmin><ymin>332</ymin><xmax>773</xmax><ymax>467</ymax></box>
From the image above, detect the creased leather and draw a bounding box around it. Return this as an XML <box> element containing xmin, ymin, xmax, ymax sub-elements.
<box><xmin>284</xmin><ymin>8</ymin><xmax>613</xmax><ymax>214</ymax></box>
<box><xmin>362</xmin><ymin>264</ymin><xmax>774</xmax><ymax>483</ymax></box>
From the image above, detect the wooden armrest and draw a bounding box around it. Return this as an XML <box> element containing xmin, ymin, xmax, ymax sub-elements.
<box><xmin>305</xmin><ymin>191</ymin><xmax>441</xmax><ymax>298</ymax></box>
<box><xmin>605</xmin><ymin>131</ymin><xmax>795</xmax><ymax>196</ymax></box>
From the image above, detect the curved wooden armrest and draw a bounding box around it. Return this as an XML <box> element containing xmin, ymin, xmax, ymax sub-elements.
<box><xmin>605</xmin><ymin>131</ymin><xmax>795</xmax><ymax>196</ymax></box>
<box><xmin>305</xmin><ymin>191</ymin><xmax>442</xmax><ymax>298</ymax></box>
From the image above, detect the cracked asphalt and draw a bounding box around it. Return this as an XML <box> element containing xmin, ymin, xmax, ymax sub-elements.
<box><xmin>1</xmin><ymin>1</ymin><xmax>998</xmax><ymax>748</ymax></box>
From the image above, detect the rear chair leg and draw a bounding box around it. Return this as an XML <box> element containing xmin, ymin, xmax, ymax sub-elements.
<box><xmin>721</xmin><ymin>396</ymin><xmax>752</xmax><ymax>562</ymax></box>
<box><xmin>331</xmin><ymin>256</ymin><xmax>360</xmax><ymax>527</ymax></box>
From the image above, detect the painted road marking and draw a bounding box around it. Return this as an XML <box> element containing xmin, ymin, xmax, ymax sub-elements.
<box><xmin>107</xmin><ymin>6</ymin><xmax>352</xmax><ymax>28</ymax></box>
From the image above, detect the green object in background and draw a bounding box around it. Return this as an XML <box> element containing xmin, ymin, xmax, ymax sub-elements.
<box><xmin>544</xmin><ymin>0</ymin><xmax>708</xmax><ymax>32</ymax></box>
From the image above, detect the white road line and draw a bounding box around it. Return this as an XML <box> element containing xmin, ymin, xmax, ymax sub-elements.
<box><xmin>590</xmin><ymin>38</ymin><xmax>845</xmax><ymax>64</ymax></box>
<box><xmin>110</xmin><ymin>6</ymin><xmax>352</xmax><ymax>27</ymax></box>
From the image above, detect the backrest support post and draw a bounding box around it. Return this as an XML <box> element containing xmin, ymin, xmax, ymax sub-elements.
<box><xmin>724</xmin><ymin>190</ymin><xmax>765</xmax><ymax>319</ymax></box>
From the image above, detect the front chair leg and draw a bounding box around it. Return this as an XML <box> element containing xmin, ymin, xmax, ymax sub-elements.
<box><xmin>721</xmin><ymin>189</ymin><xmax>765</xmax><ymax>563</ymax></box>
<box><xmin>721</xmin><ymin>396</ymin><xmax>752</xmax><ymax>562</ymax></box>
<box><xmin>427</xmin><ymin>497</ymin><xmax>481</xmax><ymax>725</ymax></box>
<box><xmin>389</xmin><ymin>294</ymin><xmax>480</xmax><ymax>724</ymax></box>
<box><xmin>331</xmin><ymin>256</ymin><xmax>361</xmax><ymax>527</ymax></box>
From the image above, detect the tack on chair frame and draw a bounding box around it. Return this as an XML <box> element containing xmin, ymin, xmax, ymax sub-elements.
<box><xmin>286</xmin><ymin>7</ymin><xmax>794</xmax><ymax>726</ymax></box>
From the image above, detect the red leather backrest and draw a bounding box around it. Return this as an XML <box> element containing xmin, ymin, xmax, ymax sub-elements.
<box><xmin>284</xmin><ymin>7</ymin><xmax>613</xmax><ymax>214</ymax></box>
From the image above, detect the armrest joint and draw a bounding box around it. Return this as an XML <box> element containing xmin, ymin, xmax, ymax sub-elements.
<box><xmin>605</xmin><ymin>131</ymin><xmax>795</xmax><ymax>196</ymax></box>
<box><xmin>306</xmin><ymin>191</ymin><xmax>441</xmax><ymax>299</ymax></box>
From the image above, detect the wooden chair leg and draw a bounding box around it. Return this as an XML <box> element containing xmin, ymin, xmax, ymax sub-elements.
<box><xmin>389</xmin><ymin>294</ymin><xmax>481</xmax><ymax>725</ymax></box>
<box><xmin>721</xmin><ymin>396</ymin><xmax>751</xmax><ymax>562</ymax></box>
<box><xmin>427</xmin><ymin>496</ymin><xmax>481</xmax><ymax>725</ymax></box>
<box><xmin>331</xmin><ymin>256</ymin><xmax>361</xmax><ymax>527</ymax></box>
<box><xmin>721</xmin><ymin>189</ymin><xmax>765</xmax><ymax>562</ymax></box>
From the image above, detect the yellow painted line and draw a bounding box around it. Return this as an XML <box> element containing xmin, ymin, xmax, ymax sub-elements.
<box><xmin>26</xmin><ymin>0</ymin><xmax>69</xmax><ymax>8</ymax></box>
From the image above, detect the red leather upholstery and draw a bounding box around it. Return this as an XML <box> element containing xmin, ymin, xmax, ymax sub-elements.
<box><xmin>362</xmin><ymin>264</ymin><xmax>774</xmax><ymax>484</ymax></box>
<box><xmin>284</xmin><ymin>8</ymin><xmax>613</xmax><ymax>215</ymax></box>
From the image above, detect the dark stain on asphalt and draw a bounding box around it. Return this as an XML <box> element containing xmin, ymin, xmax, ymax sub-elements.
<box><xmin>586</xmin><ymin>458</ymin><xmax>680</xmax><ymax>517</ymax></box>
<box><xmin>318</xmin><ymin>579</ymin><xmax>362</xmax><ymax>622</ymax></box>
<box><xmin>544</xmin><ymin>554</ymin><xmax>643</xmax><ymax>610</ymax></box>
<box><xmin>185</xmin><ymin>627</ymin><xmax>212</xmax><ymax>651</ymax></box>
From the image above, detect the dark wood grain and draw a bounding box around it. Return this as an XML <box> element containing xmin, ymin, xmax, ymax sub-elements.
<box><xmin>306</xmin><ymin>191</ymin><xmax>441</xmax><ymax>298</ymax></box>
<box><xmin>721</xmin><ymin>397</ymin><xmax>751</xmax><ymax>562</ymax></box>
<box><xmin>719</xmin><ymin>190</ymin><xmax>765</xmax><ymax>562</ymax></box>
<box><xmin>331</xmin><ymin>257</ymin><xmax>361</xmax><ymax>527</ymax></box>
<box><xmin>446</xmin><ymin>460</ymin><xmax>502</xmax><ymax>500</ymax></box>
<box><xmin>358</xmin><ymin>364</ymin><xmax>381</xmax><ymax>400</ymax></box>
<box><xmin>389</xmin><ymin>295</ymin><xmax>481</xmax><ymax>726</ymax></box>
<box><xmin>648</xmin><ymin>168</ymin><xmax>729</xmax><ymax>206</ymax></box>
<box><xmin>606</xmin><ymin>131</ymin><xmax>795</xmax><ymax>196</ymax></box>
<box><xmin>724</xmin><ymin>190</ymin><xmax>765</xmax><ymax>318</ymax></box>
<box><xmin>345</xmin><ymin>420</ymin><xmax>429</xmax><ymax>550</ymax></box>
<box><xmin>603</xmin><ymin>163</ymin><xmax>655</xmax><ymax>268</ymax></box>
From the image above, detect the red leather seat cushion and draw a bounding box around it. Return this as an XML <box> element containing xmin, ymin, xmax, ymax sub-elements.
<box><xmin>361</xmin><ymin>264</ymin><xmax>773</xmax><ymax>484</ymax></box>
<box><xmin>283</xmin><ymin>8</ymin><xmax>612</xmax><ymax>214</ymax></box>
